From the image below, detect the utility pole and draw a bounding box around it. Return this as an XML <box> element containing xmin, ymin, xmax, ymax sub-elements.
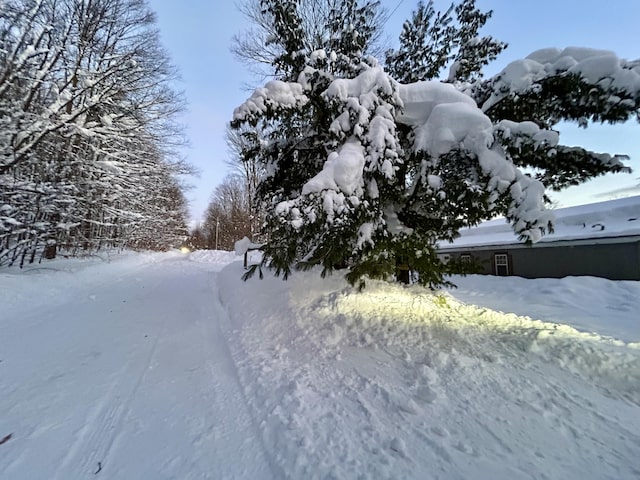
<box><xmin>215</xmin><ymin>218</ymin><xmax>220</xmax><ymax>250</ymax></box>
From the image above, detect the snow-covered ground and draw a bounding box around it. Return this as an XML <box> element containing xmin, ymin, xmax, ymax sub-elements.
<box><xmin>1</xmin><ymin>250</ymin><xmax>639</xmax><ymax>479</ymax></box>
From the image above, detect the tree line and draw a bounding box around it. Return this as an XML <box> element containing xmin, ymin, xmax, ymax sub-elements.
<box><xmin>0</xmin><ymin>0</ymin><xmax>191</xmax><ymax>267</ymax></box>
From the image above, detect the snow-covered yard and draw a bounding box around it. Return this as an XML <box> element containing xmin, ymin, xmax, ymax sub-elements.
<box><xmin>1</xmin><ymin>250</ymin><xmax>639</xmax><ymax>479</ymax></box>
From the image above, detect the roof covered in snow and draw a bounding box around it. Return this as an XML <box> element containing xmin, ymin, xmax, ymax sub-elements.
<box><xmin>439</xmin><ymin>195</ymin><xmax>640</xmax><ymax>250</ymax></box>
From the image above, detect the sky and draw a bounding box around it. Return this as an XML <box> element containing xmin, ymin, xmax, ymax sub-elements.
<box><xmin>151</xmin><ymin>0</ymin><xmax>640</xmax><ymax>225</ymax></box>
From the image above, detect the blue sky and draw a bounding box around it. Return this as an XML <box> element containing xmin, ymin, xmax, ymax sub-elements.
<box><xmin>151</xmin><ymin>0</ymin><xmax>640</xmax><ymax>224</ymax></box>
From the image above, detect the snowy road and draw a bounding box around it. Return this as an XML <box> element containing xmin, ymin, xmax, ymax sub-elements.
<box><xmin>0</xmin><ymin>253</ymin><xmax>274</xmax><ymax>479</ymax></box>
<box><xmin>2</xmin><ymin>251</ymin><xmax>639</xmax><ymax>479</ymax></box>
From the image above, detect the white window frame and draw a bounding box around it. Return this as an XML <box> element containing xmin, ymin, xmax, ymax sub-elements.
<box><xmin>438</xmin><ymin>254</ymin><xmax>451</xmax><ymax>264</ymax></box>
<box><xmin>494</xmin><ymin>253</ymin><xmax>509</xmax><ymax>276</ymax></box>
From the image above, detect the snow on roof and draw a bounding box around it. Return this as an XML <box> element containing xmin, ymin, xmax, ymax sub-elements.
<box><xmin>439</xmin><ymin>195</ymin><xmax>640</xmax><ymax>250</ymax></box>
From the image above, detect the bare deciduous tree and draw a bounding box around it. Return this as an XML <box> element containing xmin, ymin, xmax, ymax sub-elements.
<box><xmin>202</xmin><ymin>175</ymin><xmax>252</xmax><ymax>251</ymax></box>
<box><xmin>0</xmin><ymin>0</ymin><xmax>190</xmax><ymax>266</ymax></box>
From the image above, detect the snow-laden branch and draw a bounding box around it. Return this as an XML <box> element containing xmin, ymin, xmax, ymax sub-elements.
<box><xmin>396</xmin><ymin>81</ymin><xmax>552</xmax><ymax>240</ymax></box>
<box><xmin>232</xmin><ymin>80</ymin><xmax>309</xmax><ymax>124</ymax></box>
<box><xmin>253</xmin><ymin>65</ymin><xmax>555</xmax><ymax>244</ymax></box>
<box><xmin>471</xmin><ymin>47</ymin><xmax>640</xmax><ymax>124</ymax></box>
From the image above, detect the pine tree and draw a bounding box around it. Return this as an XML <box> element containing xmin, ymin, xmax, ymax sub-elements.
<box><xmin>232</xmin><ymin>0</ymin><xmax>392</xmax><ymax>281</ymax></box>
<box><xmin>448</xmin><ymin>0</ymin><xmax>506</xmax><ymax>83</ymax></box>
<box><xmin>384</xmin><ymin>0</ymin><xmax>456</xmax><ymax>83</ymax></box>
<box><xmin>232</xmin><ymin>0</ymin><xmax>638</xmax><ymax>289</ymax></box>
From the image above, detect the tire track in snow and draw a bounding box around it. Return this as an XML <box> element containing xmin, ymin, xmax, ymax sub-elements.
<box><xmin>53</xmin><ymin>259</ymin><xmax>277</xmax><ymax>479</ymax></box>
<box><xmin>3</xmin><ymin>254</ymin><xmax>276</xmax><ymax>478</ymax></box>
<box><xmin>53</xmin><ymin>292</ymin><xmax>168</xmax><ymax>479</ymax></box>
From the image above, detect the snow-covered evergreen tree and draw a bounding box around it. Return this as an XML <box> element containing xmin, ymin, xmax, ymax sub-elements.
<box><xmin>231</xmin><ymin>0</ymin><xmax>638</xmax><ymax>288</ymax></box>
<box><xmin>233</xmin><ymin>0</ymin><xmax>397</xmax><ymax>282</ymax></box>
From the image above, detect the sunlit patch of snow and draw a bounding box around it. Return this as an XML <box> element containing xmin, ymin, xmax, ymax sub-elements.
<box><xmin>218</xmin><ymin>262</ymin><xmax>640</xmax><ymax>479</ymax></box>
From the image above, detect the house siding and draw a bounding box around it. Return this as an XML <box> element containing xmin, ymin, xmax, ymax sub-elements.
<box><xmin>449</xmin><ymin>241</ymin><xmax>640</xmax><ymax>280</ymax></box>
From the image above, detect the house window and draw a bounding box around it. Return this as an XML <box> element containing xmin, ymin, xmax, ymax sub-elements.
<box><xmin>460</xmin><ymin>254</ymin><xmax>471</xmax><ymax>263</ymax></box>
<box><xmin>494</xmin><ymin>253</ymin><xmax>509</xmax><ymax>276</ymax></box>
<box><xmin>438</xmin><ymin>254</ymin><xmax>451</xmax><ymax>264</ymax></box>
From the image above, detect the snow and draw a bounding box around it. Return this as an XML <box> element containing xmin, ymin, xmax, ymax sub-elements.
<box><xmin>232</xmin><ymin>80</ymin><xmax>309</xmax><ymax>121</ymax></box>
<box><xmin>324</xmin><ymin>65</ymin><xmax>396</xmax><ymax>103</ymax></box>
<box><xmin>302</xmin><ymin>138</ymin><xmax>366</xmax><ymax>196</ymax></box>
<box><xmin>0</xmin><ymin>251</ymin><xmax>269</xmax><ymax>479</ymax></box>
<box><xmin>234</xmin><ymin>236</ymin><xmax>263</xmax><ymax>256</ymax></box>
<box><xmin>397</xmin><ymin>81</ymin><xmax>478</xmax><ymax>150</ymax></box>
<box><xmin>356</xmin><ymin>222</ymin><xmax>375</xmax><ymax>248</ymax></box>
<box><xmin>449</xmin><ymin>274</ymin><xmax>640</xmax><ymax>343</ymax></box>
<box><xmin>494</xmin><ymin>119</ymin><xmax>559</xmax><ymax>149</ymax></box>
<box><xmin>482</xmin><ymin>47</ymin><xmax>640</xmax><ymax>111</ymax></box>
<box><xmin>1</xmin><ymin>250</ymin><xmax>639</xmax><ymax>479</ymax></box>
<box><xmin>441</xmin><ymin>195</ymin><xmax>640</xmax><ymax>249</ymax></box>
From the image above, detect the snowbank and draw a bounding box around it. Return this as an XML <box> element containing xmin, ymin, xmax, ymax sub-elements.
<box><xmin>189</xmin><ymin>249</ymin><xmax>238</xmax><ymax>265</ymax></box>
<box><xmin>0</xmin><ymin>250</ymin><xmax>184</xmax><ymax>313</ymax></box>
<box><xmin>217</xmin><ymin>262</ymin><xmax>640</xmax><ymax>479</ymax></box>
<box><xmin>449</xmin><ymin>274</ymin><xmax>640</xmax><ymax>343</ymax></box>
